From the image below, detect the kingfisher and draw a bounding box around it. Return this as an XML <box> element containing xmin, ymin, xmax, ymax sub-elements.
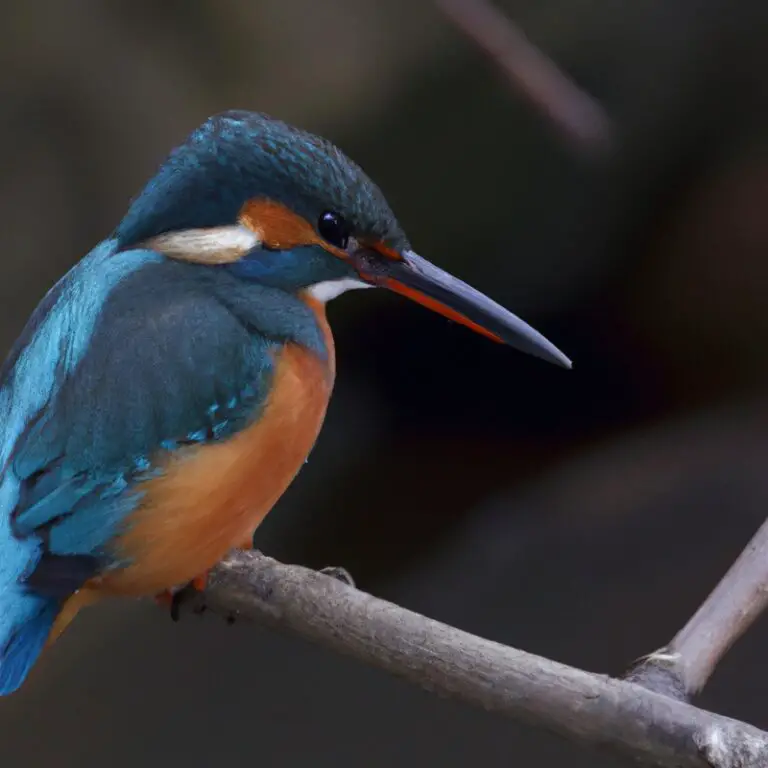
<box><xmin>0</xmin><ymin>110</ymin><xmax>570</xmax><ymax>696</ymax></box>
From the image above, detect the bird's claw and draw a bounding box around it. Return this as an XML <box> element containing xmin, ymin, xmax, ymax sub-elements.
<box><xmin>157</xmin><ymin>572</ymin><xmax>236</xmax><ymax>625</ymax></box>
<box><xmin>168</xmin><ymin>586</ymin><xmax>237</xmax><ymax>625</ymax></box>
<box><xmin>168</xmin><ymin>581</ymin><xmax>205</xmax><ymax>622</ymax></box>
<box><xmin>158</xmin><ymin>562</ymin><xmax>351</xmax><ymax>623</ymax></box>
<box><xmin>319</xmin><ymin>565</ymin><xmax>355</xmax><ymax>588</ymax></box>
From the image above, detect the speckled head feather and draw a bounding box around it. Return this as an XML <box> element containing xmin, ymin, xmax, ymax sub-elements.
<box><xmin>115</xmin><ymin>110</ymin><xmax>409</xmax><ymax>253</ymax></box>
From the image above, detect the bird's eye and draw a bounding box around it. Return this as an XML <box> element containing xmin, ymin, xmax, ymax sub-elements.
<box><xmin>318</xmin><ymin>211</ymin><xmax>351</xmax><ymax>250</ymax></box>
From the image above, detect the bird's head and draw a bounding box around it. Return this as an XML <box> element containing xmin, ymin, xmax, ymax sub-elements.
<box><xmin>116</xmin><ymin>110</ymin><xmax>570</xmax><ymax>367</ymax></box>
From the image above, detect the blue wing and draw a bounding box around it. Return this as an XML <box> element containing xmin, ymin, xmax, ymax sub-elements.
<box><xmin>0</xmin><ymin>238</ymin><xmax>165</xmax><ymax>690</ymax></box>
<box><xmin>0</xmin><ymin>239</ymin><xmax>280</xmax><ymax>692</ymax></box>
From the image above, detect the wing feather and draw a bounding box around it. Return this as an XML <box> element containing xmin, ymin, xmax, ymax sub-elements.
<box><xmin>2</xmin><ymin>245</ymin><xmax>276</xmax><ymax>597</ymax></box>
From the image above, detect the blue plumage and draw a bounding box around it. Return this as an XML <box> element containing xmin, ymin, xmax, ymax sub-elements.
<box><xmin>0</xmin><ymin>233</ymin><xmax>336</xmax><ymax>693</ymax></box>
<box><xmin>116</xmin><ymin>111</ymin><xmax>408</xmax><ymax>253</ymax></box>
<box><xmin>0</xmin><ymin>598</ymin><xmax>59</xmax><ymax>695</ymax></box>
<box><xmin>0</xmin><ymin>239</ymin><xmax>163</xmax><ymax>693</ymax></box>
<box><xmin>226</xmin><ymin>244</ymin><xmax>352</xmax><ymax>290</ymax></box>
<box><xmin>0</xmin><ymin>479</ymin><xmax>48</xmax><ymax>695</ymax></box>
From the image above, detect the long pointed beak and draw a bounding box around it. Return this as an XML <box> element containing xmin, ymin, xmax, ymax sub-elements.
<box><xmin>354</xmin><ymin>248</ymin><xmax>572</xmax><ymax>368</ymax></box>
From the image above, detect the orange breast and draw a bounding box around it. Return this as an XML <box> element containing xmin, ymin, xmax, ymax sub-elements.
<box><xmin>99</xmin><ymin>298</ymin><xmax>335</xmax><ymax>596</ymax></box>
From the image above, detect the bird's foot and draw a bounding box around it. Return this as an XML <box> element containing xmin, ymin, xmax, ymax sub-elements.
<box><xmin>154</xmin><ymin>571</ymin><xmax>235</xmax><ymax>624</ymax></box>
<box><xmin>319</xmin><ymin>565</ymin><xmax>355</xmax><ymax>588</ymax></box>
<box><xmin>168</xmin><ymin>580</ymin><xmax>206</xmax><ymax>622</ymax></box>
<box><xmin>165</xmin><ymin>546</ymin><xmax>259</xmax><ymax>623</ymax></box>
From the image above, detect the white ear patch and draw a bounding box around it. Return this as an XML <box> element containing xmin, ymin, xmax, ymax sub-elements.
<box><xmin>308</xmin><ymin>278</ymin><xmax>371</xmax><ymax>302</ymax></box>
<box><xmin>145</xmin><ymin>225</ymin><xmax>260</xmax><ymax>265</ymax></box>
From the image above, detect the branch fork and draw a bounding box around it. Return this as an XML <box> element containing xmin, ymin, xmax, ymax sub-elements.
<box><xmin>194</xmin><ymin>523</ymin><xmax>768</xmax><ymax>768</ymax></box>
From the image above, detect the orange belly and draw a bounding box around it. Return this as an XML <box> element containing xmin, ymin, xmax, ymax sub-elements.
<box><xmin>97</xmin><ymin>302</ymin><xmax>334</xmax><ymax>596</ymax></box>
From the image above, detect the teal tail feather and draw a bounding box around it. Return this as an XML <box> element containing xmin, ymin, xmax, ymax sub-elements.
<box><xmin>0</xmin><ymin>596</ymin><xmax>58</xmax><ymax>695</ymax></box>
<box><xmin>0</xmin><ymin>478</ymin><xmax>57</xmax><ymax>696</ymax></box>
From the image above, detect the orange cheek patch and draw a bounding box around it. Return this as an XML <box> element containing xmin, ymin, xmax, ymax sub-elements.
<box><xmin>239</xmin><ymin>199</ymin><xmax>347</xmax><ymax>258</ymax></box>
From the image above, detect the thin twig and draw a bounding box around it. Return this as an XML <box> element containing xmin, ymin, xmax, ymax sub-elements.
<box><xmin>627</xmin><ymin>518</ymin><xmax>768</xmax><ymax>701</ymax></box>
<box><xmin>201</xmin><ymin>550</ymin><xmax>768</xmax><ymax>768</ymax></box>
<box><xmin>435</xmin><ymin>0</ymin><xmax>614</xmax><ymax>156</ymax></box>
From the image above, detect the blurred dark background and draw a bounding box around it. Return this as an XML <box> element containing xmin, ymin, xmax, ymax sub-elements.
<box><xmin>2</xmin><ymin>0</ymin><xmax>768</xmax><ymax>765</ymax></box>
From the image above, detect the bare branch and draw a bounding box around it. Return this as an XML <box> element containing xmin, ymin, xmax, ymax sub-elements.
<box><xmin>627</xmin><ymin>517</ymin><xmax>768</xmax><ymax>701</ymax></box>
<box><xmin>435</xmin><ymin>0</ymin><xmax>614</xmax><ymax>155</ymax></box>
<box><xmin>202</xmin><ymin>550</ymin><xmax>768</xmax><ymax>768</ymax></box>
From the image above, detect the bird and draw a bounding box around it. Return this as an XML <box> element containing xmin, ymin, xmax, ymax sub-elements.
<box><xmin>0</xmin><ymin>110</ymin><xmax>570</xmax><ymax>696</ymax></box>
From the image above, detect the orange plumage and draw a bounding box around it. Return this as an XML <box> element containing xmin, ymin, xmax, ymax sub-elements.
<box><xmin>240</xmin><ymin>199</ymin><xmax>347</xmax><ymax>258</ymax></box>
<box><xmin>106</xmin><ymin>298</ymin><xmax>334</xmax><ymax>596</ymax></box>
<box><xmin>48</xmin><ymin>297</ymin><xmax>335</xmax><ymax>642</ymax></box>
